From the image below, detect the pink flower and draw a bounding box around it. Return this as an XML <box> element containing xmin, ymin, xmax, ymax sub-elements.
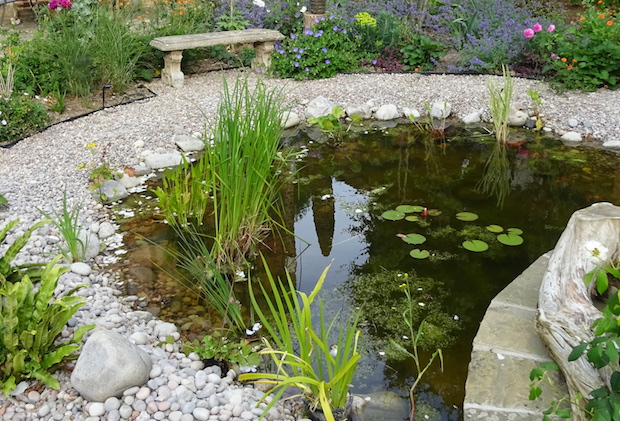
<box><xmin>533</xmin><ymin>23</ymin><xmax>543</xmax><ymax>32</ymax></box>
<box><xmin>48</xmin><ymin>0</ymin><xmax>59</xmax><ymax>9</ymax></box>
<box><xmin>550</xmin><ymin>53</ymin><xmax>557</xmax><ymax>58</ymax></box>
<box><xmin>523</xmin><ymin>28</ymin><xmax>535</xmax><ymax>39</ymax></box>
<box><xmin>59</xmin><ymin>0</ymin><xmax>71</xmax><ymax>7</ymax></box>
<box><xmin>547</xmin><ymin>24</ymin><xmax>555</xmax><ymax>33</ymax></box>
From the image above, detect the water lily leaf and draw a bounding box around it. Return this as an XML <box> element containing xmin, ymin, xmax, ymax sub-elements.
<box><xmin>497</xmin><ymin>234</ymin><xmax>524</xmax><ymax>246</ymax></box>
<box><xmin>405</xmin><ymin>215</ymin><xmax>420</xmax><ymax>222</ymax></box>
<box><xmin>462</xmin><ymin>240</ymin><xmax>489</xmax><ymax>252</ymax></box>
<box><xmin>410</xmin><ymin>206</ymin><xmax>425</xmax><ymax>212</ymax></box>
<box><xmin>410</xmin><ymin>249</ymin><xmax>430</xmax><ymax>259</ymax></box>
<box><xmin>396</xmin><ymin>205</ymin><xmax>417</xmax><ymax>213</ymax></box>
<box><xmin>402</xmin><ymin>233</ymin><xmax>426</xmax><ymax>245</ymax></box>
<box><xmin>382</xmin><ymin>210</ymin><xmax>405</xmax><ymax>221</ymax></box>
<box><xmin>427</xmin><ymin>209</ymin><xmax>442</xmax><ymax>216</ymax></box>
<box><xmin>486</xmin><ymin>224</ymin><xmax>504</xmax><ymax>233</ymax></box>
<box><xmin>506</xmin><ymin>228</ymin><xmax>523</xmax><ymax>235</ymax></box>
<box><xmin>456</xmin><ymin>212</ymin><xmax>479</xmax><ymax>221</ymax></box>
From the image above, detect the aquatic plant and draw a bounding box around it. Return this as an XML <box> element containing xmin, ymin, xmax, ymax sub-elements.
<box><xmin>240</xmin><ymin>259</ymin><xmax>361</xmax><ymax>421</ymax></box>
<box><xmin>487</xmin><ymin>65</ymin><xmax>514</xmax><ymax>144</ymax></box>
<box><xmin>204</xmin><ymin>77</ymin><xmax>293</xmax><ymax>268</ymax></box>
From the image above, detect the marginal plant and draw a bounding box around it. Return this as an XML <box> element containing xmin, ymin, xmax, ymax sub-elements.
<box><xmin>0</xmin><ymin>255</ymin><xmax>95</xmax><ymax>395</ymax></box>
<box><xmin>186</xmin><ymin>330</ymin><xmax>260</xmax><ymax>368</ymax></box>
<box><xmin>240</xmin><ymin>259</ymin><xmax>361</xmax><ymax>421</ymax></box>
<box><xmin>390</xmin><ymin>275</ymin><xmax>443</xmax><ymax>421</ymax></box>
<box><xmin>203</xmin><ymin>77</ymin><xmax>292</xmax><ymax>268</ymax></box>
<box><xmin>37</xmin><ymin>190</ymin><xmax>89</xmax><ymax>263</ymax></box>
<box><xmin>487</xmin><ymin>65</ymin><xmax>514</xmax><ymax>143</ymax></box>
<box><xmin>307</xmin><ymin>106</ymin><xmax>362</xmax><ymax>145</ymax></box>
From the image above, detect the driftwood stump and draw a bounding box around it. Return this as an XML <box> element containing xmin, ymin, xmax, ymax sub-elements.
<box><xmin>536</xmin><ymin>202</ymin><xmax>620</xmax><ymax>420</ymax></box>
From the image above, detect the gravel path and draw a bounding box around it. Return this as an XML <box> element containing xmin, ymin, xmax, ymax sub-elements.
<box><xmin>0</xmin><ymin>69</ymin><xmax>618</xmax><ymax>421</ymax></box>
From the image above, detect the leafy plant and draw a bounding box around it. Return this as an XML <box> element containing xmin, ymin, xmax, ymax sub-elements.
<box><xmin>355</xmin><ymin>11</ymin><xmax>404</xmax><ymax>55</ymax></box>
<box><xmin>239</xmin><ymin>259</ymin><xmax>361</xmax><ymax>421</ymax></box>
<box><xmin>0</xmin><ymin>194</ymin><xmax>7</xmax><ymax>207</ymax></box>
<box><xmin>0</xmin><ymin>63</ymin><xmax>15</xmax><ymax>98</ymax></box>
<box><xmin>271</xmin><ymin>16</ymin><xmax>364</xmax><ymax>80</ymax></box>
<box><xmin>188</xmin><ymin>331</ymin><xmax>260</xmax><ymax>367</ymax></box>
<box><xmin>400</xmin><ymin>34</ymin><xmax>447</xmax><ymax>71</ymax></box>
<box><xmin>215</xmin><ymin>9</ymin><xmax>250</xmax><ymax>31</ymax></box>
<box><xmin>0</xmin><ymin>255</ymin><xmax>95</xmax><ymax>395</ymax></box>
<box><xmin>0</xmin><ymin>94</ymin><xmax>49</xmax><ymax>145</ymax></box>
<box><xmin>0</xmin><ymin>219</ymin><xmax>48</xmax><ymax>284</ymax></box>
<box><xmin>307</xmin><ymin>106</ymin><xmax>362</xmax><ymax>144</ymax></box>
<box><xmin>37</xmin><ymin>191</ymin><xmax>89</xmax><ymax>263</ymax></box>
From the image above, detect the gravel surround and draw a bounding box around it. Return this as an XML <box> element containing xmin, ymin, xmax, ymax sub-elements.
<box><xmin>0</xmin><ymin>69</ymin><xmax>618</xmax><ymax>421</ymax></box>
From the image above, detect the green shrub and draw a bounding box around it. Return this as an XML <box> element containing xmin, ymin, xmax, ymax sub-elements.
<box><xmin>354</xmin><ymin>11</ymin><xmax>405</xmax><ymax>55</ymax></box>
<box><xmin>0</xmin><ymin>95</ymin><xmax>49</xmax><ymax>144</ymax></box>
<box><xmin>400</xmin><ymin>34</ymin><xmax>448</xmax><ymax>71</ymax></box>
<box><xmin>271</xmin><ymin>17</ymin><xmax>364</xmax><ymax>79</ymax></box>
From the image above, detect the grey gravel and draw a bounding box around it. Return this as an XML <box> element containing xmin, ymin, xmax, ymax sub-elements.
<box><xmin>0</xmin><ymin>69</ymin><xmax>618</xmax><ymax>421</ymax></box>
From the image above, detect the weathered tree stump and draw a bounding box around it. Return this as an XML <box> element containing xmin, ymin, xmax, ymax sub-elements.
<box><xmin>537</xmin><ymin>202</ymin><xmax>620</xmax><ymax>420</ymax></box>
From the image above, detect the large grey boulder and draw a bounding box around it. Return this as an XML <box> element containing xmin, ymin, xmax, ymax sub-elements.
<box><xmin>374</xmin><ymin>104</ymin><xmax>401</xmax><ymax>121</ymax></box>
<box><xmin>71</xmin><ymin>329</ymin><xmax>152</xmax><ymax>402</ymax></box>
<box><xmin>174</xmin><ymin>135</ymin><xmax>204</xmax><ymax>153</ymax></box>
<box><xmin>144</xmin><ymin>153</ymin><xmax>183</xmax><ymax>170</ymax></box>
<box><xmin>430</xmin><ymin>101</ymin><xmax>452</xmax><ymax>119</ymax></box>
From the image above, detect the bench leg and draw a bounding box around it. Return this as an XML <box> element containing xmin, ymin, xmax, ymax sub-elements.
<box><xmin>252</xmin><ymin>41</ymin><xmax>275</xmax><ymax>72</ymax></box>
<box><xmin>162</xmin><ymin>51</ymin><xmax>184</xmax><ymax>88</ymax></box>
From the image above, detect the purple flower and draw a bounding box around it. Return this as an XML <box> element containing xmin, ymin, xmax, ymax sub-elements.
<box><xmin>305</xmin><ymin>67</ymin><xmax>309</xmax><ymax>72</ymax></box>
<box><xmin>523</xmin><ymin>28</ymin><xmax>535</xmax><ymax>39</ymax></box>
<box><xmin>372</xmin><ymin>59</ymin><xmax>377</xmax><ymax>65</ymax></box>
<box><xmin>314</xmin><ymin>31</ymin><xmax>322</xmax><ymax>37</ymax></box>
<box><xmin>304</xmin><ymin>29</ymin><xmax>313</xmax><ymax>36</ymax></box>
<box><xmin>290</xmin><ymin>34</ymin><xmax>297</xmax><ymax>39</ymax></box>
<box><xmin>294</xmin><ymin>62</ymin><xmax>299</xmax><ymax>67</ymax></box>
<box><xmin>533</xmin><ymin>23</ymin><xmax>542</xmax><ymax>32</ymax></box>
<box><xmin>342</xmin><ymin>29</ymin><xmax>347</xmax><ymax>34</ymax></box>
<box><xmin>321</xmin><ymin>47</ymin><xmax>327</xmax><ymax>53</ymax></box>
<box><xmin>299</xmin><ymin>49</ymin><xmax>304</xmax><ymax>53</ymax></box>
<box><xmin>547</xmin><ymin>24</ymin><xmax>555</xmax><ymax>33</ymax></box>
<box><xmin>277</xmin><ymin>49</ymin><xmax>285</xmax><ymax>54</ymax></box>
<box><xmin>296</xmin><ymin>54</ymin><xmax>301</xmax><ymax>59</ymax></box>
<box><xmin>325</xmin><ymin>59</ymin><xmax>331</xmax><ymax>64</ymax></box>
<box><xmin>256</xmin><ymin>68</ymin><xmax>262</xmax><ymax>74</ymax></box>
<box><xmin>333</xmin><ymin>25</ymin><xmax>340</xmax><ymax>31</ymax></box>
<box><xmin>293</xmin><ymin>47</ymin><xmax>298</xmax><ymax>53</ymax></box>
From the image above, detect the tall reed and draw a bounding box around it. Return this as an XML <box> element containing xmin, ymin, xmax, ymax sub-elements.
<box><xmin>204</xmin><ymin>77</ymin><xmax>290</xmax><ymax>267</ymax></box>
<box><xmin>487</xmin><ymin>65</ymin><xmax>514</xmax><ymax>144</ymax></box>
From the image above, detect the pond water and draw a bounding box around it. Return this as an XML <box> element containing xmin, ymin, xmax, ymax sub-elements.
<box><xmin>112</xmin><ymin>123</ymin><xmax>620</xmax><ymax>420</ymax></box>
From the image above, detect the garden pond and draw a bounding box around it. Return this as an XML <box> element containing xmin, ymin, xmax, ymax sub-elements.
<box><xmin>109</xmin><ymin>122</ymin><xmax>620</xmax><ymax>420</ymax></box>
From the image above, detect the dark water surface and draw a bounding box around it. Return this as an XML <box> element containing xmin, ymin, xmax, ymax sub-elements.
<box><xmin>115</xmin><ymin>124</ymin><xmax>620</xmax><ymax>420</ymax></box>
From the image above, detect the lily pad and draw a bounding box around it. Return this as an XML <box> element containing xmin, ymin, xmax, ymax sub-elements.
<box><xmin>382</xmin><ymin>210</ymin><xmax>405</xmax><ymax>221</ymax></box>
<box><xmin>402</xmin><ymin>233</ymin><xmax>427</xmax><ymax>245</ymax></box>
<box><xmin>456</xmin><ymin>212</ymin><xmax>479</xmax><ymax>222</ymax></box>
<box><xmin>486</xmin><ymin>224</ymin><xmax>504</xmax><ymax>233</ymax></box>
<box><xmin>405</xmin><ymin>215</ymin><xmax>420</xmax><ymax>222</ymax></box>
<box><xmin>410</xmin><ymin>249</ymin><xmax>430</xmax><ymax>259</ymax></box>
<box><xmin>497</xmin><ymin>233</ymin><xmax>524</xmax><ymax>246</ymax></box>
<box><xmin>427</xmin><ymin>209</ymin><xmax>442</xmax><ymax>216</ymax></box>
<box><xmin>506</xmin><ymin>228</ymin><xmax>523</xmax><ymax>235</ymax></box>
<box><xmin>396</xmin><ymin>205</ymin><xmax>417</xmax><ymax>213</ymax></box>
<box><xmin>410</xmin><ymin>205</ymin><xmax>425</xmax><ymax>212</ymax></box>
<box><xmin>462</xmin><ymin>240</ymin><xmax>489</xmax><ymax>252</ymax></box>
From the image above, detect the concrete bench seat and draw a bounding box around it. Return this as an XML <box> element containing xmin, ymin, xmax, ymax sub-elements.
<box><xmin>150</xmin><ymin>29</ymin><xmax>285</xmax><ymax>88</ymax></box>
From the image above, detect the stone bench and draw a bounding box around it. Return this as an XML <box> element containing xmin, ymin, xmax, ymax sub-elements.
<box><xmin>150</xmin><ymin>29</ymin><xmax>285</xmax><ymax>88</ymax></box>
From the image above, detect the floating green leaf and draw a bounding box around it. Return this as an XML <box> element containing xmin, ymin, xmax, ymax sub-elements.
<box><xmin>410</xmin><ymin>206</ymin><xmax>425</xmax><ymax>212</ymax></box>
<box><xmin>507</xmin><ymin>228</ymin><xmax>523</xmax><ymax>235</ymax></box>
<box><xmin>456</xmin><ymin>212</ymin><xmax>479</xmax><ymax>221</ymax></box>
<box><xmin>427</xmin><ymin>209</ymin><xmax>442</xmax><ymax>216</ymax></box>
<box><xmin>497</xmin><ymin>234</ymin><xmax>524</xmax><ymax>246</ymax></box>
<box><xmin>486</xmin><ymin>224</ymin><xmax>504</xmax><ymax>233</ymax></box>
<box><xmin>382</xmin><ymin>210</ymin><xmax>405</xmax><ymax>221</ymax></box>
<box><xmin>402</xmin><ymin>233</ymin><xmax>426</xmax><ymax>245</ymax></box>
<box><xmin>405</xmin><ymin>215</ymin><xmax>420</xmax><ymax>222</ymax></box>
<box><xmin>410</xmin><ymin>249</ymin><xmax>430</xmax><ymax>259</ymax></box>
<box><xmin>396</xmin><ymin>205</ymin><xmax>417</xmax><ymax>213</ymax></box>
<box><xmin>462</xmin><ymin>240</ymin><xmax>489</xmax><ymax>252</ymax></box>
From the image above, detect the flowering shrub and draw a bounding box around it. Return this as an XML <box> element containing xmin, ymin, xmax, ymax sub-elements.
<box><xmin>48</xmin><ymin>0</ymin><xmax>72</xmax><ymax>10</ymax></box>
<box><xmin>270</xmin><ymin>17</ymin><xmax>364</xmax><ymax>79</ymax></box>
<box><xmin>524</xmin><ymin>6</ymin><xmax>620</xmax><ymax>91</ymax></box>
<box><xmin>0</xmin><ymin>94</ymin><xmax>49</xmax><ymax>145</ymax></box>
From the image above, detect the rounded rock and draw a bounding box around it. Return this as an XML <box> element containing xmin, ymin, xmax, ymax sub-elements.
<box><xmin>104</xmin><ymin>396</ymin><xmax>121</xmax><ymax>412</ymax></box>
<box><xmin>193</xmin><ymin>407</ymin><xmax>210</xmax><ymax>421</ymax></box>
<box><xmin>88</xmin><ymin>402</ymin><xmax>106</xmax><ymax>417</ymax></box>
